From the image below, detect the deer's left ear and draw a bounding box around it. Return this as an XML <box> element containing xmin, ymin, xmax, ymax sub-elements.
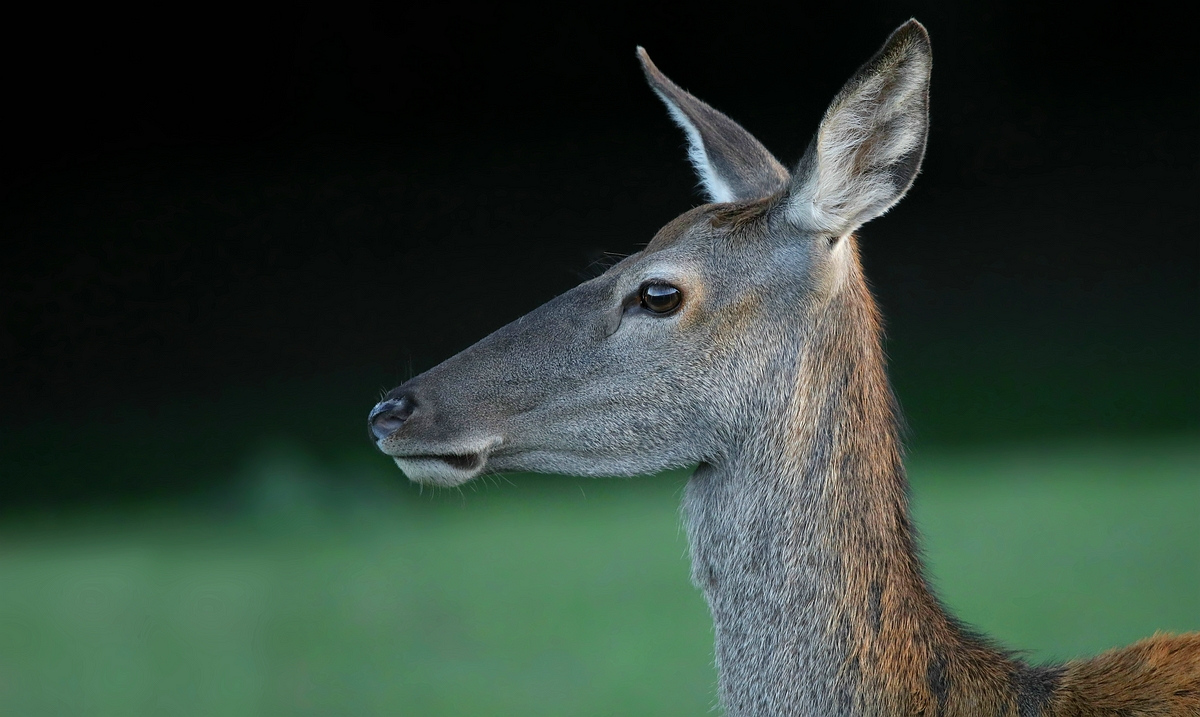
<box><xmin>786</xmin><ymin>20</ymin><xmax>931</xmax><ymax>237</ymax></box>
<box><xmin>638</xmin><ymin>48</ymin><xmax>790</xmax><ymax>203</ymax></box>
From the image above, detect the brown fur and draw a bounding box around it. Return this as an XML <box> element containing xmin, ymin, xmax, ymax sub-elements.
<box><xmin>1052</xmin><ymin>634</ymin><xmax>1200</xmax><ymax>716</ymax></box>
<box><xmin>801</xmin><ymin>236</ymin><xmax>1200</xmax><ymax>715</ymax></box>
<box><xmin>709</xmin><ymin>197</ymin><xmax>777</xmax><ymax>233</ymax></box>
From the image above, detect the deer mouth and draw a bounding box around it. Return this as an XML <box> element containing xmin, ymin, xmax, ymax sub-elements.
<box><xmin>425</xmin><ymin>453</ymin><xmax>482</xmax><ymax>471</ymax></box>
<box><xmin>378</xmin><ymin>436</ymin><xmax>501</xmax><ymax>487</ymax></box>
<box><xmin>389</xmin><ymin>453</ymin><xmax>486</xmax><ymax>486</ymax></box>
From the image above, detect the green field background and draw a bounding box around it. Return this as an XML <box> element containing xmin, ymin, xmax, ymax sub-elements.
<box><xmin>1</xmin><ymin>434</ymin><xmax>1196</xmax><ymax>716</ymax></box>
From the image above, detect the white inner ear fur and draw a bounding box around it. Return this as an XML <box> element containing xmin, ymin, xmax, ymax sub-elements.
<box><xmin>788</xmin><ymin>51</ymin><xmax>929</xmax><ymax>235</ymax></box>
<box><xmin>651</xmin><ymin>89</ymin><xmax>737</xmax><ymax>204</ymax></box>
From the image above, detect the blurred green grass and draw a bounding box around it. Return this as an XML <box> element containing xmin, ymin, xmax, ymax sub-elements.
<box><xmin>1</xmin><ymin>436</ymin><xmax>1197</xmax><ymax>716</ymax></box>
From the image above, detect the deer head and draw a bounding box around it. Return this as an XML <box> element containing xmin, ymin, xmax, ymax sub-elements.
<box><xmin>369</xmin><ymin>20</ymin><xmax>931</xmax><ymax>488</ymax></box>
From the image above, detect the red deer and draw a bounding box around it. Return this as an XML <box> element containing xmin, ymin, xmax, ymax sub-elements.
<box><xmin>369</xmin><ymin>20</ymin><xmax>1200</xmax><ymax>716</ymax></box>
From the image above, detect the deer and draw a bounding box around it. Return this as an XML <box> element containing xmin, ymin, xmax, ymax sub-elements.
<box><xmin>367</xmin><ymin>20</ymin><xmax>1199</xmax><ymax>717</ymax></box>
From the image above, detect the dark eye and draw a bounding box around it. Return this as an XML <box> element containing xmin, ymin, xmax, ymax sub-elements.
<box><xmin>639</xmin><ymin>282</ymin><xmax>682</xmax><ymax>315</ymax></box>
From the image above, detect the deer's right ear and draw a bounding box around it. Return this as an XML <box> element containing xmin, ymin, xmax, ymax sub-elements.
<box><xmin>638</xmin><ymin>48</ymin><xmax>790</xmax><ymax>204</ymax></box>
<box><xmin>785</xmin><ymin>20</ymin><xmax>931</xmax><ymax>237</ymax></box>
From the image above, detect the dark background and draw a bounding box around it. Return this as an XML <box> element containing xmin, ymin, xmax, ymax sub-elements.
<box><xmin>2</xmin><ymin>1</ymin><xmax>1196</xmax><ymax>506</ymax></box>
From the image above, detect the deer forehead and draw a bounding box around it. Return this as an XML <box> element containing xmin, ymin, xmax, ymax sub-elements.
<box><xmin>644</xmin><ymin>205</ymin><xmax>714</xmax><ymax>252</ymax></box>
<box><xmin>637</xmin><ymin>205</ymin><xmax>817</xmax><ymax>279</ymax></box>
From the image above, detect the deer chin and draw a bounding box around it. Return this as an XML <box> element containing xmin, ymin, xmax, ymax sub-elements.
<box><xmin>390</xmin><ymin>455</ymin><xmax>484</xmax><ymax>486</ymax></box>
<box><xmin>378</xmin><ymin>436</ymin><xmax>502</xmax><ymax>487</ymax></box>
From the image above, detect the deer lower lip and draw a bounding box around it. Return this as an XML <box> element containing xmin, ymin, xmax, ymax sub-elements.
<box><xmin>405</xmin><ymin>453</ymin><xmax>484</xmax><ymax>471</ymax></box>
<box><xmin>434</xmin><ymin>453</ymin><xmax>483</xmax><ymax>471</ymax></box>
<box><xmin>378</xmin><ymin>436</ymin><xmax>502</xmax><ymax>484</ymax></box>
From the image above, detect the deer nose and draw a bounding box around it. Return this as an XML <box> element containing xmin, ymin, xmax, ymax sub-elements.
<box><xmin>369</xmin><ymin>395</ymin><xmax>416</xmax><ymax>441</ymax></box>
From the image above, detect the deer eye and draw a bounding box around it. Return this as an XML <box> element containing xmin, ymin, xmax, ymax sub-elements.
<box><xmin>639</xmin><ymin>282</ymin><xmax>682</xmax><ymax>314</ymax></box>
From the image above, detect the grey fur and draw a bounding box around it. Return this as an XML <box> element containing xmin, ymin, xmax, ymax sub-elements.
<box><xmin>372</xmin><ymin>20</ymin><xmax>935</xmax><ymax>716</ymax></box>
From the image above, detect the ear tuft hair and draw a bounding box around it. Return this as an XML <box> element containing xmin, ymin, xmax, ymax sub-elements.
<box><xmin>787</xmin><ymin>19</ymin><xmax>932</xmax><ymax>235</ymax></box>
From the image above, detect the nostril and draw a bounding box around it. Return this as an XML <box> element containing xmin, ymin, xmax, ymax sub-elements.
<box><xmin>369</xmin><ymin>395</ymin><xmax>416</xmax><ymax>441</ymax></box>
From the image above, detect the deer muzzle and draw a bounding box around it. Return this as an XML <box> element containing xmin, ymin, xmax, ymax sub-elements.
<box><xmin>369</xmin><ymin>389</ymin><xmax>503</xmax><ymax>486</ymax></box>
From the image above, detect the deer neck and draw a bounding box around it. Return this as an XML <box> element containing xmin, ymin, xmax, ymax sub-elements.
<box><xmin>683</xmin><ymin>247</ymin><xmax>1022</xmax><ymax>716</ymax></box>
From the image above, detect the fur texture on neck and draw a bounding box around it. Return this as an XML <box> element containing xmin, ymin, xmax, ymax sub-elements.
<box><xmin>682</xmin><ymin>236</ymin><xmax>1054</xmax><ymax>716</ymax></box>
